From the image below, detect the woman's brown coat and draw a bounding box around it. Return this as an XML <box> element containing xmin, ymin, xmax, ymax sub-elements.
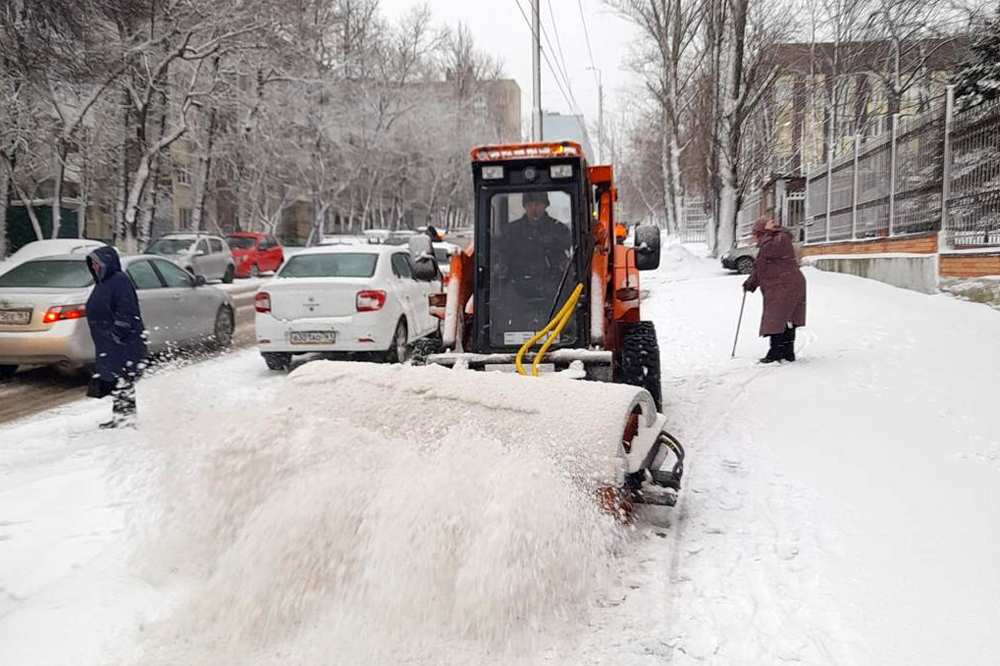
<box><xmin>743</xmin><ymin>228</ymin><xmax>807</xmax><ymax>336</ymax></box>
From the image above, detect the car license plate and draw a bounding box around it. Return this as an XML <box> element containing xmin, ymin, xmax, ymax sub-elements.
<box><xmin>289</xmin><ymin>330</ymin><xmax>335</xmax><ymax>345</ymax></box>
<box><xmin>504</xmin><ymin>331</ymin><xmax>560</xmax><ymax>345</ymax></box>
<box><xmin>485</xmin><ymin>363</ymin><xmax>555</xmax><ymax>374</ymax></box>
<box><xmin>0</xmin><ymin>309</ymin><xmax>31</xmax><ymax>325</ymax></box>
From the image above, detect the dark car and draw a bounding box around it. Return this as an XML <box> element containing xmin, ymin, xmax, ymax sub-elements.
<box><xmin>226</xmin><ymin>232</ymin><xmax>285</xmax><ymax>278</ymax></box>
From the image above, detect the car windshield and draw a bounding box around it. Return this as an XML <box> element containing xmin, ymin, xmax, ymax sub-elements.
<box><xmin>0</xmin><ymin>260</ymin><xmax>93</xmax><ymax>288</ymax></box>
<box><xmin>488</xmin><ymin>189</ymin><xmax>575</xmax><ymax>347</ymax></box>
<box><xmin>278</xmin><ymin>253</ymin><xmax>378</xmax><ymax>278</ymax></box>
<box><xmin>149</xmin><ymin>238</ymin><xmax>195</xmax><ymax>255</ymax></box>
<box><xmin>227</xmin><ymin>236</ymin><xmax>256</xmax><ymax>250</ymax></box>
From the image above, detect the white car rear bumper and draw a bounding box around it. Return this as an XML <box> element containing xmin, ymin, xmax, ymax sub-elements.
<box><xmin>255</xmin><ymin>312</ymin><xmax>393</xmax><ymax>353</ymax></box>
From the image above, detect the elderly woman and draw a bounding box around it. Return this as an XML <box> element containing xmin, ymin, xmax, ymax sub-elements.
<box><xmin>742</xmin><ymin>218</ymin><xmax>806</xmax><ymax>363</ymax></box>
<box><xmin>85</xmin><ymin>246</ymin><xmax>147</xmax><ymax>428</ymax></box>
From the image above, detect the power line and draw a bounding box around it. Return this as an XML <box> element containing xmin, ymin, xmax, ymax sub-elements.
<box><xmin>513</xmin><ymin>0</ymin><xmax>597</xmax><ymax>154</ymax></box>
<box><xmin>512</xmin><ymin>0</ymin><xmax>578</xmax><ymax>117</ymax></box>
<box><xmin>577</xmin><ymin>0</ymin><xmax>599</xmax><ymax>86</ymax></box>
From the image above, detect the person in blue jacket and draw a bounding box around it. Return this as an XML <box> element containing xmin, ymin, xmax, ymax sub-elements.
<box><xmin>85</xmin><ymin>246</ymin><xmax>147</xmax><ymax>428</ymax></box>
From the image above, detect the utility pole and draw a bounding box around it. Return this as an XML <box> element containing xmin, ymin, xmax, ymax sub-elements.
<box><xmin>587</xmin><ymin>66</ymin><xmax>604</xmax><ymax>163</ymax></box>
<box><xmin>531</xmin><ymin>0</ymin><xmax>543</xmax><ymax>141</ymax></box>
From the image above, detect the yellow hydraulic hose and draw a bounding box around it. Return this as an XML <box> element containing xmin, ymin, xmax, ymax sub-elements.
<box><xmin>515</xmin><ymin>282</ymin><xmax>584</xmax><ymax>376</ymax></box>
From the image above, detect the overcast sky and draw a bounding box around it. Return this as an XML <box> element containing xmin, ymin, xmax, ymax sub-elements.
<box><xmin>381</xmin><ymin>0</ymin><xmax>644</xmax><ymax>142</ymax></box>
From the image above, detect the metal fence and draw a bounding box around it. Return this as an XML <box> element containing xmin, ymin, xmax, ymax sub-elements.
<box><xmin>680</xmin><ymin>199</ymin><xmax>709</xmax><ymax>243</ymax></box>
<box><xmin>947</xmin><ymin>98</ymin><xmax>1000</xmax><ymax>247</ymax></box>
<box><xmin>801</xmin><ymin>87</ymin><xmax>1000</xmax><ymax>249</ymax></box>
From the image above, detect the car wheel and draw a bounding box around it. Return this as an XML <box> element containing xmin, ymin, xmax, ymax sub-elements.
<box><xmin>210</xmin><ymin>306</ymin><xmax>234</xmax><ymax>349</ymax></box>
<box><xmin>0</xmin><ymin>365</ymin><xmax>17</xmax><ymax>381</ymax></box>
<box><xmin>250</xmin><ymin>264</ymin><xmax>259</xmax><ymax>278</ymax></box>
<box><xmin>383</xmin><ymin>319</ymin><xmax>409</xmax><ymax>364</ymax></box>
<box><xmin>222</xmin><ymin>265</ymin><xmax>235</xmax><ymax>284</ymax></box>
<box><xmin>736</xmin><ymin>256</ymin><xmax>755</xmax><ymax>274</ymax></box>
<box><xmin>262</xmin><ymin>352</ymin><xmax>292</xmax><ymax>371</ymax></box>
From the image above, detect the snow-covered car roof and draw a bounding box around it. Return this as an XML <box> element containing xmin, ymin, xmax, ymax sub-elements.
<box><xmin>293</xmin><ymin>243</ymin><xmax>404</xmax><ymax>257</ymax></box>
<box><xmin>156</xmin><ymin>233</ymin><xmax>223</xmax><ymax>240</ymax></box>
<box><xmin>0</xmin><ymin>239</ymin><xmax>112</xmax><ymax>276</ymax></box>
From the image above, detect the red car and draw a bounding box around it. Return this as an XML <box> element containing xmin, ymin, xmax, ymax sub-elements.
<box><xmin>226</xmin><ymin>232</ymin><xmax>285</xmax><ymax>278</ymax></box>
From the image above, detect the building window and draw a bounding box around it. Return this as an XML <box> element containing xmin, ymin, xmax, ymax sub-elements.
<box><xmin>179</xmin><ymin>208</ymin><xmax>193</xmax><ymax>229</ymax></box>
<box><xmin>176</xmin><ymin>168</ymin><xmax>192</xmax><ymax>186</ymax></box>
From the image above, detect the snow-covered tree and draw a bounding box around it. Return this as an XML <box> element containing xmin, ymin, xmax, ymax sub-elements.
<box><xmin>954</xmin><ymin>11</ymin><xmax>1000</xmax><ymax>108</ymax></box>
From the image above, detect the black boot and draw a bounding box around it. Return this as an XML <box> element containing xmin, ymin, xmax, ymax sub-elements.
<box><xmin>759</xmin><ymin>335</ymin><xmax>783</xmax><ymax>364</ymax></box>
<box><xmin>103</xmin><ymin>375</ymin><xmax>137</xmax><ymax>429</ymax></box>
<box><xmin>783</xmin><ymin>327</ymin><xmax>797</xmax><ymax>362</ymax></box>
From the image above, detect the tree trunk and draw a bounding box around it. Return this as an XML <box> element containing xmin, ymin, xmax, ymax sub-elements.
<box><xmin>51</xmin><ymin>141</ymin><xmax>68</xmax><ymax>239</ymax></box>
<box><xmin>0</xmin><ymin>167</ymin><xmax>8</xmax><ymax>257</ymax></box>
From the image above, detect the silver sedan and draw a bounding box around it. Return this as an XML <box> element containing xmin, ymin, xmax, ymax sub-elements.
<box><xmin>0</xmin><ymin>254</ymin><xmax>235</xmax><ymax>378</ymax></box>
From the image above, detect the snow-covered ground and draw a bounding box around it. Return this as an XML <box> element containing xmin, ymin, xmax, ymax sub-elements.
<box><xmin>2</xmin><ymin>244</ymin><xmax>999</xmax><ymax>665</ymax></box>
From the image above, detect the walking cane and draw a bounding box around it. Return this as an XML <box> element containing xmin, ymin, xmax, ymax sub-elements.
<box><xmin>731</xmin><ymin>289</ymin><xmax>747</xmax><ymax>359</ymax></box>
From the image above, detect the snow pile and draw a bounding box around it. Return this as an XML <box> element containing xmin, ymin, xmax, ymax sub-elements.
<box><xmin>123</xmin><ymin>361</ymin><xmax>629</xmax><ymax>664</ymax></box>
<box><xmin>656</xmin><ymin>242</ymin><xmax>723</xmax><ymax>282</ymax></box>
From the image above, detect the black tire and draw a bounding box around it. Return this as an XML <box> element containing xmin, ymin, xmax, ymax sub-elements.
<box><xmin>615</xmin><ymin>321</ymin><xmax>663</xmax><ymax>410</ymax></box>
<box><xmin>383</xmin><ymin>319</ymin><xmax>409</xmax><ymax>364</ymax></box>
<box><xmin>222</xmin><ymin>265</ymin><xmax>235</xmax><ymax>284</ymax></box>
<box><xmin>736</xmin><ymin>256</ymin><xmax>754</xmax><ymax>275</ymax></box>
<box><xmin>210</xmin><ymin>306</ymin><xmax>234</xmax><ymax>349</ymax></box>
<box><xmin>263</xmin><ymin>352</ymin><xmax>292</xmax><ymax>371</ymax></box>
<box><xmin>0</xmin><ymin>365</ymin><xmax>17</xmax><ymax>381</ymax></box>
<box><xmin>409</xmin><ymin>334</ymin><xmax>442</xmax><ymax>366</ymax></box>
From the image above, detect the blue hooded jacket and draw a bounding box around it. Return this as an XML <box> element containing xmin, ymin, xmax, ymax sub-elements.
<box><xmin>85</xmin><ymin>246</ymin><xmax>147</xmax><ymax>381</ymax></box>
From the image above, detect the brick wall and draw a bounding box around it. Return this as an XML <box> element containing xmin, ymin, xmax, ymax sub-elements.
<box><xmin>940</xmin><ymin>253</ymin><xmax>1000</xmax><ymax>278</ymax></box>
<box><xmin>800</xmin><ymin>233</ymin><xmax>938</xmax><ymax>257</ymax></box>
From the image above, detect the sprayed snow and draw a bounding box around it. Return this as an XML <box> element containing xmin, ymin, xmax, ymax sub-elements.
<box><xmin>117</xmin><ymin>361</ymin><xmax>640</xmax><ymax>664</ymax></box>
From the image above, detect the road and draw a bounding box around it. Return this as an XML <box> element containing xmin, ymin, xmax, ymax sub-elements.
<box><xmin>0</xmin><ymin>283</ymin><xmax>259</xmax><ymax>426</ymax></box>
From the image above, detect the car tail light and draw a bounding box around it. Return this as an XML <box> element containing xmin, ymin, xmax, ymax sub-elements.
<box><xmin>255</xmin><ymin>291</ymin><xmax>271</xmax><ymax>313</ymax></box>
<box><xmin>43</xmin><ymin>304</ymin><xmax>86</xmax><ymax>324</ymax></box>
<box><xmin>356</xmin><ymin>290</ymin><xmax>386</xmax><ymax>312</ymax></box>
<box><xmin>428</xmin><ymin>293</ymin><xmax>447</xmax><ymax>308</ymax></box>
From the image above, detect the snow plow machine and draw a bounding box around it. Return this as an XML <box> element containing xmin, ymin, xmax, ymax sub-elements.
<box><xmin>417</xmin><ymin>141</ymin><xmax>685</xmax><ymax>514</ymax></box>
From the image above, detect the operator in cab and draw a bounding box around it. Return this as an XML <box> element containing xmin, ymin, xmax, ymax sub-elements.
<box><xmin>504</xmin><ymin>191</ymin><xmax>571</xmax><ymax>295</ymax></box>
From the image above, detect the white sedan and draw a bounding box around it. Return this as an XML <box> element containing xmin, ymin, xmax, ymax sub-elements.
<box><xmin>254</xmin><ymin>244</ymin><xmax>440</xmax><ymax>370</ymax></box>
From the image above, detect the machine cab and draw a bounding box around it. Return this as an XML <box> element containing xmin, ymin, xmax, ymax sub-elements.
<box><xmin>470</xmin><ymin>142</ymin><xmax>592</xmax><ymax>353</ymax></box>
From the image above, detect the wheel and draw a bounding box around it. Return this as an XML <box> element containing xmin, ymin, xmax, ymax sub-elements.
<box><xmin>615</xmin><ymin>321</ymin><xmax>663</xmax><ymax>411</ymax></box>
<box><xmin>222</xmin><ymin>265</ymin><xmax>235</xmax><ymax>284</ymax></box>
<box><xmin>409</xmin><ymin>334</ymin><xmax>442</xmax><ymax>366</ymax></box>
<box><xmin>250</xmin><ymin>264</ymin><xmax>259</xmax><ymax>278</ymax></box>
<box><xmin>736</xmin><ymin>256</ymin><xmax>754</xmax><ymax>274</ymax></box>
<box><xmin>0</xmin><ymin>365</ymin><xmax>17</xmax><ymax>381</ymax></box>
<box><xmin>262</xmin><ymin>352</ymin><xmax>292</xmax><ymax>371</ymax></box>
<box><xmin>210</xmin><ymin>306</ymin><xmax>234</xmax><ymax>349</ymax></box>
<box><xmin>383</xmin><ymin>319</ymin><xmax>409</xmax><ymax>364</ymax></box>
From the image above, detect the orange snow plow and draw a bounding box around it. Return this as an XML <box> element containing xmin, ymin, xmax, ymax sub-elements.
<box><xmin>414</xmin><ymin>142</ymin><xmax>684</xmax><ymax>511</ymax></box>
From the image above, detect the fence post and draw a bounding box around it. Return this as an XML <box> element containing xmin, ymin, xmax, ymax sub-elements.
<box><xmin>940</xmin><ymin>85</ymin><xmax>955</xmax><ymax>251</ymax></box>
<box><xmin>888</xmin><ymin>113</ymin><xmax>899</xmax><ymax>237</ymax></box>
<box><xmin>851</xmin><ymin>133</ymin><xmax>861</xmax><ymax>240</ymax></box>
<box><xmin>825</xmin><ymin>136</ymin><xmax>834</xmax><ymax>243</ymax></box>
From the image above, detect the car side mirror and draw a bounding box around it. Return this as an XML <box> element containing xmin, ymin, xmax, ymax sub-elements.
<box><xmin>408</xmin><ymin>235</ymin><xmax>439</xmax><ymax>281</ymax></box>
<box><xmin>193</xmin><ymin>250</ymin><xmax>206</xmax><ymax>257</ymax></box>
<box><xmin>633</xmin><ymin>225</ymin><xmax>661</xmax><ymax>271</ymax></box>
<box><xmin>194</xmin><ymin>274</ymin><xmax>207</xmax><ymax>287</ymax></box>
